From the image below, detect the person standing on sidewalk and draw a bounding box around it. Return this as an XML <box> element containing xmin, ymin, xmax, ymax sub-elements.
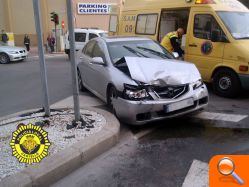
<box><xmin>1</xmin><ymin>30</ymin><xmax>9</xmax><ymax>45</ymax></box>
<box><xmin>24</xmin><ymin>34</ymin><xmax>30</xmax><ymax>52</ymax></box>
<box><xmin>47</xmin><ymin>34</ymin><xmax>55</xmax><ymax>53</ymax></box>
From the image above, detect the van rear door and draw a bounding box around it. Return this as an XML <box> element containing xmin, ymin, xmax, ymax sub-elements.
<box><xmin>186</xmin><ymin>10</ymin><xmax>226</xmax><ymax>82</ymax></box>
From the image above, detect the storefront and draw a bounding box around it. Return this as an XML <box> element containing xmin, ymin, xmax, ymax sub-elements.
<box><xmin>0</xmin><ymin>0</ymin><xmax>121</xmax><ymax>47</ymax></box>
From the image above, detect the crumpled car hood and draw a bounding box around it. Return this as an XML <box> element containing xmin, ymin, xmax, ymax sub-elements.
<box><xmin>121</xmin><ymin>57</ymin><xmax>201</xmax><ymax>85</ymax></box>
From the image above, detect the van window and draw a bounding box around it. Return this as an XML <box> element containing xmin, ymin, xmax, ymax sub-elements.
<box><xmin>194</xmin><ymin>14</ymin><xmax>224</xmax><ymax>40</ymax></box>
<box><xmin>84</xmin><ymin>40</ymin><xmax>96</xmax><ymax>57</ymax></box>
<box><xmin>89</xmin><ymin>33</ymin><xmax>98</xmax><ymax>40</ymax></box>
<box><xmin>136</xmin><ymin>14</ymin><xmax>158</xmax><ymax>35</ymax></box>
<box><xmin>75</xmin><ymin>32</ymin><xmax>86</xmax><ymax>42</ymax></box>
<box><xmin>159</xmin><ymin>10</ymin><xmax>189</xmax><ymax>42</ymax></box>
<box><xmin>218</xmin><ymin>12</ymin><xmax>249</xmax><ymax>40</ymax></box>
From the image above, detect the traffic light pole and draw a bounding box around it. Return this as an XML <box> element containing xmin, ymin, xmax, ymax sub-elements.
<box><xmin>66</xmin><ymin>0</ymin><xmax>81</xmax><ymax>121</ymax></box>
<box><xmin>32</xmin><ymin>0</ymin><xmax>50</xmax><ymax>116</ymax></box>
<box><xmin>54</xmin><ymin>21</ymin><xmax>57</xmax><ymax>52</ymax></box>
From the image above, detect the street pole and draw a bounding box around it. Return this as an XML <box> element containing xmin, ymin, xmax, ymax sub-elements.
<box><xmin>55</xmin><ymin>22</ymin><xmax>57</xmax><ymax>52</ymax></box>
<box><xmin>32</xmin><ymin>0</ymin><xmax>50</xmax><ymax>116</ymax></box>
<box><xmin>66</xmin><ymin>0</ymin><xmax>81</xmax><ymax>121</ymax></box>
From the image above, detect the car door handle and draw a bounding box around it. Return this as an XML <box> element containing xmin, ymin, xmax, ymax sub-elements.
<box><xmin>80</xmin><ymin>57</ymin><xmax>84</xmax><ymax>59</ymax></box>
<box><xmin>189</xmin><ymin>43</ymin><xmax>198</xmax><ymax>47</ymax></box>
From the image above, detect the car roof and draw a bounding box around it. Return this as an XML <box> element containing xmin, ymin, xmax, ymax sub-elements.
<box><xmin>99</xmin><ymin>36</ymin><xmax>152</xmax><ymax>43</ymax></box>
<box><xmin>73</xmin><ymin>28</ymin><xmax>107</xmax><ymax>33</ymax></box>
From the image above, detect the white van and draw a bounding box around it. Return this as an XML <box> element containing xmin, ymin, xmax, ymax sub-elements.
<box><xmin>64</xmin><ymin>28</ymin><xmax>107</xmax><ymax>58</ymax></box>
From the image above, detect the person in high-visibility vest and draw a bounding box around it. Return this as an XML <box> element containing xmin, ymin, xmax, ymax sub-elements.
<box><xmin>161</xmin><ymin>28</ymin><xmax>185</xmax><ymax>57</ymax></box>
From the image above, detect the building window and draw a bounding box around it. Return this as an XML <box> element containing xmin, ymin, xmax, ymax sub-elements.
<box><xmin>75</xmin><ymin>32</ymin><xmax>86</xmax><ymax>42</ymax></box>
<box><xmin>194</xmin><ymin>14</ymin><xmax>224</xmax><ymax>40</ymax></box>
<box><xmin>136</xmin><ymin>14</ymin><xmax>158</xmax><ymax>35</ymax></box>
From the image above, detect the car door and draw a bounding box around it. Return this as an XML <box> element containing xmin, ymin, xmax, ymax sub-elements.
<box><xmin>78</xmin><ymin>40</ymin><xmax>96</xmax><ymax>89</ymax></box>
<box><xmin>185</xmin><ymin>11</ymin><xmax>226</xmax><ymax>82</ymax></box>
<box><xmin>87</xmin><ymin>41</ymin><xmax>109</xmax><ymax>98</ymax></box>
<box><xmin>75</xmin><ymin>32</ymin><xmax>86</xmax><ymax>51</ymax></box>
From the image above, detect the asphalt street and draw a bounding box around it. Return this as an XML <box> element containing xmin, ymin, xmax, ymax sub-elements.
<box><xmin>0</xmin><ymin>55</ymin><xmax>72</xmax><ymax>117</ymax></box>
<box><xmin>1</xmin><ymin>55</ymin><xmax>249</xmax><ymax>186</ymax></box>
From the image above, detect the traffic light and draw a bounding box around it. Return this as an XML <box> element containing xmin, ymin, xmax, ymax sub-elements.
<box><xmin>61</xmin><ymin>20</ymin><xmax>65</xmax><ymax>29</ymax></box>
<box><xmin>50</xmin><ymin>12</ymin><xmax>59</xmax><ymax>25</ymax></box>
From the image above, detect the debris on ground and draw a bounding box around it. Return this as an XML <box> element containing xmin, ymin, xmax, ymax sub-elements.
<box><xmin>0</xmin><ymin>109</ymin><xmax>106</xmax><ymax>181</ymax></box>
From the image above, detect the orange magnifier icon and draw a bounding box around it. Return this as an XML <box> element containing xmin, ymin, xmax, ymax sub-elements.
<box><xmin>218</xmin><ymin>157</ymin><xmax>244</xmax><ymax>185</ymax></box>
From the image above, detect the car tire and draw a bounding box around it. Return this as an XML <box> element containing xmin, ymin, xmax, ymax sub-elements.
<box><xmin>107</xmin><ymin>86</ymin><xmax>118</xmax><ymax>114</ymax></box>
<box><xmin>213</xmin><ymin>68</ymin><xmax>241</xmax><ymax>98</ymax></box>
<box><xmin>0</xmin><ymin>53</ymin><xmax>10</xmax><ymax>64</ymax></box>
<box><xmin>77</xmin><ymin>69</ymin><xmax>86</xmax><ymax>92</ymax></box>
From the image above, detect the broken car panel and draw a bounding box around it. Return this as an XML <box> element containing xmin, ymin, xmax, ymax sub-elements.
<box><xmin>77</xmin><ymin>37</ymin><xmax>208</xmax><ymax>125</ymax></box>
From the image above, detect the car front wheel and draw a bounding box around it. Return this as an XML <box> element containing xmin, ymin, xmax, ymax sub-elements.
<box><xmin>0</xmin><ymin>53</ymin><xmax>10</xmax><ymax>64</ymax></box>
<box><xmin>107</xmin><ymin>86</ymin><xmax>118</xmax><ymax>114</ymax></box>
<box><xmin>213</xmin><ymin>69</ymin><xmax>241</xmax><ymax>98</ymax></box>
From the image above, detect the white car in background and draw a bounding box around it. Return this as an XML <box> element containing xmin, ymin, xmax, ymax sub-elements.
<box><xmin>0</xmin><ymin>45</ymin><xmax>28</xmax><ymax>64</ymax></box>
<box><xmin>64</xmin><ymin>28</ymin><xmax>108</xmax><ymax>58</ymax></box>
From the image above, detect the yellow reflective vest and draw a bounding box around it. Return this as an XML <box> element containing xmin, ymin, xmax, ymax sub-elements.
<box><xmin>160</xmin><ymin>31</ymin><xmax>178</xmax><ymax>53</ymax></box>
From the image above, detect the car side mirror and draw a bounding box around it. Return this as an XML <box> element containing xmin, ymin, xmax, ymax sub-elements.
<box><xmin>211</xmin><ymin>30</ymin><xmax>221</xmax><ymax>42</ymax></box>
<box><xmin>172</xmin><ymin>52</ymin><xmax>179</xmax><ymax>59</ymax></box>
<box><xmin>91</xmin><ymin>57</ymin><xmax>105</xmax><ymax>65</ymax></box>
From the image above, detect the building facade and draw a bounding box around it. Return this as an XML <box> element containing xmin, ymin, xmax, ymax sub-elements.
<box><xmin>0</xmin><ymin>0</ymin><xmax>121</xmax><ymax>46</ymax></box>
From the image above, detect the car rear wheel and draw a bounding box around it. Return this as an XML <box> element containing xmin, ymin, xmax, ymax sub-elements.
<box><xmin>107</xmin><ymin>86</ymin><xmax>117</xmax><ymax>114</ymax></box>
<box><xmin>213</xmin><ymin>69</ymin><xmax>241</xmax><ymax>98</ymax></box>
<box><xmin>0</xmin><ymin>53</ymin><xmax>10</xmax><ymax>64</ymax></box>
<box><xmin>77</xmin><ymin>69</ymin><xmax>86</xmax><ymax>91</ymax></box>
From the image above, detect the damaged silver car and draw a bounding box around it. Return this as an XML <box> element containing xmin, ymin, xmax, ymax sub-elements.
<box><xmin>77</xmin><ymin>37</ymin><xmax>208</xmax><ymax>125</ymax></box>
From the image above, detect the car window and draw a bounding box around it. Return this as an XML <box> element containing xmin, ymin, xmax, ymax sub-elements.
<box><xmin>99</xmin><ymin>32</ymin><xmax>108</xmax><ymax>37</ymax></box>
<box><xmin>194</xmin><ymin>14</ymin><xmax>225</xmax><ymax>40</ymax></box>
<box><xmin>92</xmin><ymin>42</ymin><xmax>106</xmax><ymax>61</ymax></box>
<box><xmin>84</xmin><ymin>40</ymin><xmax>96</xmax><ymax>57</ymax></box>
<box><xmin>107</xmin><ymin>40</ymin><xmax>173</xmax><ymax>63</ymax></box>
<box><xmin>89</xmin><ymin>33</ymin><xmax>98</xmax><ymax>40</ymax></box>
<box><xmin>75</xmin><ymin>32</ymin><xmax>86</xmax><ymax>42</ymax></box>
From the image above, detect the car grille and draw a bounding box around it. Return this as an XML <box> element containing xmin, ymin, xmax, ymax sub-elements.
<box><xmin>152</xmin><ymin>84</ymin><xmax>189</xmax><ymax>99</ymax></box>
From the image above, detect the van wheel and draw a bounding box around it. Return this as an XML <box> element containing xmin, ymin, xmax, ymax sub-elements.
<box><xmin>0</xmin><ymin>53</ymin><xmax>10</xmax><ymax>64</ymax></box>
<box><xmin>77</xmin><ymin>69</ymin><xmax>86</xmax><ymax>91</ymax></box>
<box><xmin>213</xmin><ymin>69</ymin><xmax>241</xmax><ymax>98</ymax></box>
<box><xmin>107</xmin><ymin>86</ymin><xmax>117</xmax><ymax>114</ymax></box>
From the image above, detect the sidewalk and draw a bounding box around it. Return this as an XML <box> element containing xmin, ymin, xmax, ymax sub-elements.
<box><xmin>0</xmin><ymin>96</ymin><xmax>120</xmax><ymax>187</ymax></box>
<box><xmin>28</xmin><ymin>46</ymin><xmax>65</xmax><ymax>58</ymax></box>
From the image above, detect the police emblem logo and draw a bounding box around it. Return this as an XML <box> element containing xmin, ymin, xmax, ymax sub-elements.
<box><xmin>10</xmin><ymin>123</ymin><xmax>51</xmax><ymax>164</ymax></box>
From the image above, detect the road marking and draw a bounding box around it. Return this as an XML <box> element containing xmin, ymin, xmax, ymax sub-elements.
<box><xmin>194</xmin><ymin>112</ymin><xmax>248</xmax><ymax>123</ymax></box>
<box><xmin>182</xmin><ymin>160</ymin><xmax>208</xmax><ymax>187</ymax></box>
<box><xmin>133</xmin><ymin>128</ymin><xmax>157</xmax><ymax>140</ymax></box>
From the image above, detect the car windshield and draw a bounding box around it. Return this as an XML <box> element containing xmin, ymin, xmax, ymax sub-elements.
<box><xmin>99</xmin><ymin>32</ymin><xmax>108</xmax><ymax>37</ymax></box>
<box><xmin>107</xmin><ymin>40</ymin><xmax>173</xmax><ymax>63</ymax></box>
<box><xmin>218</xmin><ymin>11</ymin><xmax>249</xmax><ymax>39</ymax></box>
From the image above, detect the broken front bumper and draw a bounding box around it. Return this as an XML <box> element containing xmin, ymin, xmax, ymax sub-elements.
<box><xmin>113</xmin><ymin>85</ymin><xmax>208</xmax><ymax>125</ymax></box>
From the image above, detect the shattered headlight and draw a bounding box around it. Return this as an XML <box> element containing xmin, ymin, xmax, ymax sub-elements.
<box><xmin>192</xmin><ymin>79</ymin><xmax>204</xmax><ymax>90</ymax></box>
<box><xmin>123</xmin><ymin>84</ymin><xmax>149</xmax><ymax>100</ymax></box>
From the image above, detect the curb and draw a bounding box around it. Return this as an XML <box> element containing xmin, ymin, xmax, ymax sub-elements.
<box><xmin>0</xmin><ymin>107</ymin><xmax>120</xmax><ymax>187</ymax></box>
